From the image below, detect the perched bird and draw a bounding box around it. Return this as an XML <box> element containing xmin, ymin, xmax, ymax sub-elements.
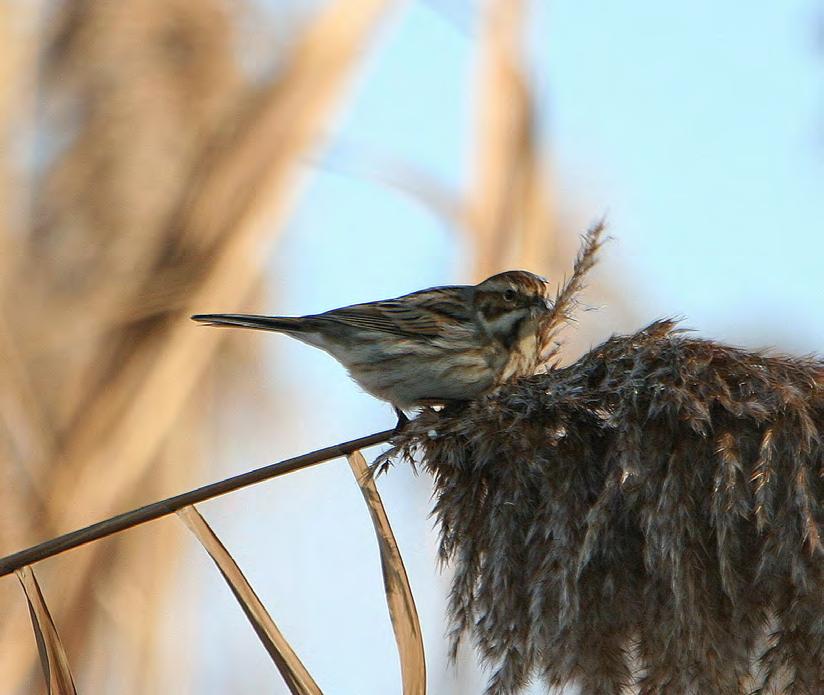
<box><xmin>192</xmin><ymin>270</ymin><xmax>551</xmax><ymax>422</ymax></box>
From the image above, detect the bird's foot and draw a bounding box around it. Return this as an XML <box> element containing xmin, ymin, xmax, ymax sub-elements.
<box><xmin>393</xmin><ymin>407</ymin><xmax>410</xmax><ymax>433</ymax></box>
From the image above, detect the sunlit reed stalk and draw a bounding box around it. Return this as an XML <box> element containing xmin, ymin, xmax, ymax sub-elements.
<box><xmin>0</xmin><ymin>430</ymin><xmax>395</xmax><ymax>577</ymax></box>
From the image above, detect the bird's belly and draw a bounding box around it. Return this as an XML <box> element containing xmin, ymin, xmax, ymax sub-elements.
<box><xmin>343</xmin><ymin>344</ymin><xmax>496</xmax><ymax>408</ymax></box>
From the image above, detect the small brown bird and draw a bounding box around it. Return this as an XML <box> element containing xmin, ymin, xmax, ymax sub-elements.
<box><xmin>192</xmin><ymin>270</ymin><xmax>551</xmax><ymax>421</ymax></box>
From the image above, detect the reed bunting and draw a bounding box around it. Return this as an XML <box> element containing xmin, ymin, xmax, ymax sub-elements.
<box><xmin>192</xmin><ymin>270</ymin><xmax>551</xmax><ymax>420</ymax></box>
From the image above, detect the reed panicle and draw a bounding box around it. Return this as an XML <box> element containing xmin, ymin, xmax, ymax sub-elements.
<box><xmin>386</xmin><ymin>322</ymin><xmax>823</xmax><ymax>694</ymax></box>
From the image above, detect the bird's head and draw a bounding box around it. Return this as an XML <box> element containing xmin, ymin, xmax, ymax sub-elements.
<box><xmin>473</xmin><ymin>270</ymin><xmax>552</xmax><ymax>349</ymax></box>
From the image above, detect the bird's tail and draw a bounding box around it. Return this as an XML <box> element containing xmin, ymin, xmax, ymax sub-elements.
<box><xmin>191</xmin><ymin>313</ymin><xmax>303</xmax><ymax>333</ymax></box>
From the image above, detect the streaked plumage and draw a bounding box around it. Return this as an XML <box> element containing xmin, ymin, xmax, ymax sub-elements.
<box><xmin>192</xmin><ymin>270</ymin><xmax>551</xmax><ymax>411</ymax></box>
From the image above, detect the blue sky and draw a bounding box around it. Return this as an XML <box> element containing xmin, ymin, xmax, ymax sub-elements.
<box><xmin>280</xmin><ymin>0</ymin><xmax>823</xmax><ymax>351</ymax></box>
<box><xmin>197</xmin><ymin>2</ymin><xmax>823</xmax><ymax>693</ymax></box>
<box><xmin>539</xmin><ymin>1</ymin><xmax>823</xmax><ymax>350</ymax></box>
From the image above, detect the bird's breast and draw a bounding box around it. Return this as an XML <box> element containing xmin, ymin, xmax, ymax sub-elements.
<box><xmin>498</xmin><ymin>331</ymin><xmax>540</xmax><ymax>383</ymax></box>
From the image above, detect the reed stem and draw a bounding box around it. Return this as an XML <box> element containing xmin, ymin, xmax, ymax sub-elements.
<box><xmin>0</xmin><ymin>429</ymin><xmax>395</xmax><ymax>577</ymax></box>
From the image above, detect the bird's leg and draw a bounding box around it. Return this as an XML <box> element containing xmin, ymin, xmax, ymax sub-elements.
<box><xmin>393</xmin><ymin>407</ymin><xmax>410</xmax><ymax>432</ymax></box>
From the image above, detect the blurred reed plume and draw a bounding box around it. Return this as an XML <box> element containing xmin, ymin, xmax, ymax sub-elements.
<box><xmin>388</xmin><ymin>315</ymin><xmax>823</xmax><ymax>694</ymax></box>
<box><xmin>0</xmin><ymin>0</ymin><xmax>390</xmax><ymax>691</ymax></box>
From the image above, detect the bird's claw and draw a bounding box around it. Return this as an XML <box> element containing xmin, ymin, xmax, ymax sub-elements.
<box><xmin>393</xmin><ymin>407</ymin><xmax>410</xmax><ymax>433</ymax></box>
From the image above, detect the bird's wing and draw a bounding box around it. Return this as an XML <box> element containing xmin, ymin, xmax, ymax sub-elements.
<box><xmin>317</xmin><ymin>286</ymin><xmax>472</xmax><ymax>337</ymax></box>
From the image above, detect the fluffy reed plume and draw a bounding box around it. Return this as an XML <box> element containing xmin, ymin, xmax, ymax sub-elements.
<box><xmin>388</xmin><ymin>326</ymin><xmax>822</xmax><ymax>694</ymax></box>
<box><xmin>382</xmin><ymin>232</ymin><xmax>823</xmax><ymax>694</ymax></box>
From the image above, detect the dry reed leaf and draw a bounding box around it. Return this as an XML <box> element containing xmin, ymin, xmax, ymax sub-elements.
<box><xmin>176</xmin><ymin>505</ymin><xmax>322</xmax><ymax>695</ymax></box>
<box><xmin>15</xmin><ymin>565</ymin><xmax>78</xmax><ymax>695</ymax></box>
<box><xmin>347</xmin><ymin>450</ymin><xmax>426</xmax><ymax>695</ymax></box>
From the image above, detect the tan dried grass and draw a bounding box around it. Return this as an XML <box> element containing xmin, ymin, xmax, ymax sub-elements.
<box><xmin>0</xmin><ymin>0</ymin><xmax>393</xmax><ymax>689</ymax></box>
<box><xmin>348</xmin><ymin>450</ymin><xmax>426</xmax><ymax>695</ymax></box>
<box><xmin>178</xmin><ymin>505</ymin><xmax>323</xmax><ymax>695</ymax></box>
<box><xmin>0</xmin><ymin>429</ymin><xmax>398</xmax><ymax>691</ymax></box>
<box><xmin>15</xmin><ymin>566</ymin><xmax>77</xmax><ymax>695</ymax></box>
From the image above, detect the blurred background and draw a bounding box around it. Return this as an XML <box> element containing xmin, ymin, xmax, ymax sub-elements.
<box><xmin>0</xmin><ymin>0</ymin><xmax>821</xmax><ymax>693</ymax></box>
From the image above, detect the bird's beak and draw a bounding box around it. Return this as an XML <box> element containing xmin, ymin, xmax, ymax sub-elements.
<box><xmin>528</xmin><ymin>297</ymin><xmax>552</xmax><ymax>317</ymax></box>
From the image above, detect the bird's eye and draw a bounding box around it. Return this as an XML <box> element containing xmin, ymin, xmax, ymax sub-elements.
<box><xmin>503</xmin><ymin>289</ymin><xmax>517</xmax><ymax>302</ymax></box>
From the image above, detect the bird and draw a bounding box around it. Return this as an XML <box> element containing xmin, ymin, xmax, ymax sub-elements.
<box><xmin>192</xmin><ymin>270</ymin><xmax>552</xmax><ymax>425</ymax></box>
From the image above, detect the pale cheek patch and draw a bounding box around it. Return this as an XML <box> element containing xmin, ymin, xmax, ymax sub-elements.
<box><xmin>485</xmin><ymin>309</ymin><xmax>527</xmax><ymax>338</ymax></box>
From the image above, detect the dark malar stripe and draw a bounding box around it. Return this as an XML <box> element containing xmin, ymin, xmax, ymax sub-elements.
<box><xmin>482</xmin><ymin>306</ymin><xmax>529</xmax><ymax>349</ymax></box>
<box><xmin>497</xmin><ymin>316</ymin><xmax>526</xmax><ymax>349</ymax></box>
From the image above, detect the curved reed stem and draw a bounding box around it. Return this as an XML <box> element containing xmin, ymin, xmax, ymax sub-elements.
<box><xmin>0</xmin><ymin>429</ymin><xmax>395</xmax><ymax>577</ymax></box>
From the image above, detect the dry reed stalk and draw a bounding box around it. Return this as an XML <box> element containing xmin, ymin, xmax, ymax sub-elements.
<box><xmin>348</xmin><ymin>451</ymin><xmax>426</xmax><ymax>695</ymax></box>
<box><xmin>0</xmin><ymin>0</ymin><xmax>393</xmax><ymax>688</ymax></box>
<box><xmin>0</xmin><ymin>430</ymin><xmax>395</xmax><ymax>691</ymax></box>
<box><xmin>15</xmin><ymin>566</ymin><xmax>77</xmax><ymax>695</ymax></box>
<box><xmin>0</xmin><ymin>430</ymin><xmax>414</xmax><ymax>692</ymax></box>
<box><xmin>466</xmin><ymin>0</ymin><xmax>555</xmax><ymax>278</ymax></box>
<box><xmin>0</xmin><ymin>428</ymin><xmax>395</xmax><ymax>576</ymax></box>
<box><xmin>177</xmin><ymin>505</ymin><xmax>323</xmax><ymax>695</ymax></box>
